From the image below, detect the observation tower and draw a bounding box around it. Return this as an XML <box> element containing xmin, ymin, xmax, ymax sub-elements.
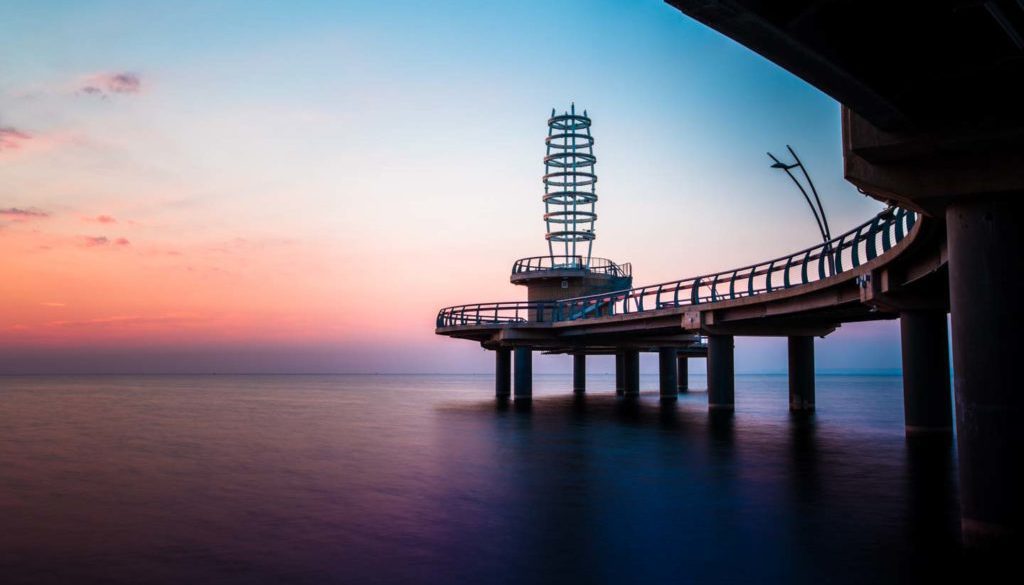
<box><xmin>511</xmin><ymin>104</ymin><xmax>632</xmax><ymax>308</ymax></box>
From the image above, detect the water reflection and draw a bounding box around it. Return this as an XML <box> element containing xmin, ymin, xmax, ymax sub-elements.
<box><xmin>0</xmin><ymin>375</ymin><xmax>977</xmax><ymax>584</ymax></box>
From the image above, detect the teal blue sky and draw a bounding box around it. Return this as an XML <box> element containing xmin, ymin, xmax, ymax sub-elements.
<box><xmin>1</xmin><ymin>0</ymin><xmax>908</xmax><ymax>374</ymax></box>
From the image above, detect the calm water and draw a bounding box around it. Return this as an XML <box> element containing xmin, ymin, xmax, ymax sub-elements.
<box><xmin>0</xmin><ymin>374</ymin><xmax>966</xmax><ymax>584</ymax></box>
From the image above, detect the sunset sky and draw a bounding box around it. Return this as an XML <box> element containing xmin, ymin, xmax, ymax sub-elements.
<box><xmin>1</xmin><ymin>0</ymin><xmax>902</xmax><ymax>374</ymax></box>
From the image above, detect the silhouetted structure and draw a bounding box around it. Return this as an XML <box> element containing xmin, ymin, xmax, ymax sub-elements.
<box><xmin>664</xmin><ymin>0</ymin><xmax>1023</xmax><ymax>550</ymax></box>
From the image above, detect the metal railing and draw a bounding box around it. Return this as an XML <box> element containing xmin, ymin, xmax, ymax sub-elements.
<box><xmin>511</xmin><ymin>255</ymin><xmax>632</xmax><ymax>277</ymax></box>
<box><xmin>437</xmin><ymin>208</ymin><xmax>917</xmax><ymax>328</ymax></box>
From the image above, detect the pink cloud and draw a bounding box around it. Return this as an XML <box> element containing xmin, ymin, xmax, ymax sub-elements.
<box><xmin>76</xmin><ymin>235</ymin><xmax>131</xmax><ymax>248</ymax></box>
<box><xmin>84</xmin><ymin>214</ymin><xmax>117</xmax><ymax>224</ymax></box>
<box><xmin>0</xmin><ymin>128</ymin><xmax>77</xmax><ymax>159</ymax></box>
<box><xmin>0</xmin><ymin>127</ymin><xmax>31</xmax><ymax>151</ymax></box>
<box><xmin>0</xmin><ymin>207</ymin><xmax>49</xmax><ymax>221</ymax></box>
<box><xmin>77</xmin><ymin>235</ymin><xmax>109</xmax><ymax>247</ymax></box>
<box><xmin>79</xmin><ymin>72</ymin><xmax>142</xmax><ymax>97</ymax></box>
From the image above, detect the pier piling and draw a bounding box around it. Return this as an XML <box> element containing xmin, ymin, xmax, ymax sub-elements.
<box><xmin>573</xmin><ymin>354</ymin><xmax>586</xmax><ymax>394</ymax></box>
<box><xmin>677</xmin><ymin>355</ymin><xmax>689</xmax><ymax>393</ymax></box>
<box><xmin>708</xmin><ymin>335</ymin><xmax>735</xmax><ymax>410</ymax></box>
<box><xmin>947</xmin><ymin>195</ymin><xmax>1023</xmax><ymax>546</ymax></box>
<box><xmin>495</xmin><ymin>348</ymin><xmax>511</xmax><ymax>399</ymax></box>
<box><xmin>623</xmin><ymin>349</ymin><xmax>640</xmax><ymax>396</ymax></box>
<box><xmin>900</xmin><ymin>311</ymin><xmax>952</xmax><ymax>433</ymax></box>
<box><xmin>514</xmin><ymin>347</ymin><xmax>533</xmax><ymax>400</ymax></box>
<box><xmin>659</xmin><ymin>348</ymin><xmax>678</xmax><ymax>400</ymax></box>
<box><xmin>788</xmin><ymin>336</ymin><xmax>815</xmax><ymax>411</ymax></box>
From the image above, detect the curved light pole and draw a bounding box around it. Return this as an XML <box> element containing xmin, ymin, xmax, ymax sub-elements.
<box><xmin>768</xmin><ymin>145</ymin><xmax>835</xmax><ymax>274</ymax></box>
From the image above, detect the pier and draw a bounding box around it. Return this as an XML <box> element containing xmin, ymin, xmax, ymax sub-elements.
<box><xmin>436</xmin><ymin>1</ymin><xmax>1024</xmax><ymax>547</ymax></box>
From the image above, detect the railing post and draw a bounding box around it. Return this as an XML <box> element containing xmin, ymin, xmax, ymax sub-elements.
<box><xmin>834</xmin><ymin>236</ymin><xmax>846</xmax><ymax>273</ymax></box>
<box><xmin>851</xmin><ymin>227</ymin><xmax>863</xmax><ymax>267</ymax></box>
<box><xmin>866</xmin><ymin>217</ymin><xmax>880</xmax><ymax>260</ymax></box>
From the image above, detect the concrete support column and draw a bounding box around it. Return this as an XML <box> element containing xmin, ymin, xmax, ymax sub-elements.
<box><xmin>677</xmin><ymin>355</ymin><xmax>689</xmax><ymax>393</ymax></box>
<box><xmin>573</xmin><ymin>354</ymin><xmax>586</xmax><ymax>394</ymax></box>
<box><xmin>659</xmin><ymin>348</ymin><xmax>678</xmax><ymax>400</ymax></box>
<box><xmin>788</xmin><ymin>336</ymin><xmax>815</xmax><ymax>411</ymax></box>
<box><xmin>623</xmin><ymin>349</ymin><xmax>640</xmax><ymax>397</ymax></box>
<box><xmin>513</xmin><ymin>347</ymin><xmax>532</xmax><ymax>400</ymax></box>
<box><xmin>615</xmin><ymin>352</ymin><xmax>625</xmax><ymax>396</ymax></box>
<box><xmin>495</xmin><ymin>348</ymin><xmax>511</xmax><ymax>399</ymax></box>
<box><xmin>707</xmin><ymin>335</ymin><xmax>734</xmax><ymax>410</ymax></box>
<box><xmin>900</xmin><ymin>311</ymin><xmax>952</xmax><ymax>433</ymax></box>
<box><xmin>947</xmin><ymin>195</ymin><xmax>1023</xmax><ymax>547</ymax></box>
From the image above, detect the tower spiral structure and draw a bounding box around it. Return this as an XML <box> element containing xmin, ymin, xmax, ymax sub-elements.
<box><xmin>544</xmin><ymin>103</ymin><xmax>596</xmax><ymax>268</ymax></box>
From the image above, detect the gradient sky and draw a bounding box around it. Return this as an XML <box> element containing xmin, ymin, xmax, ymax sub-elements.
<box><xmin>0</xmin><ymin>0</ymin><xmax>907</xmax><ymax>374</ymax></box>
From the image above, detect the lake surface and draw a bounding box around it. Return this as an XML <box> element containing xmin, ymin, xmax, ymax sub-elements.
<box><xmin>0</xmin><ymin>374</ymin><xmax>967</xmax><ymax>584</ymax></box>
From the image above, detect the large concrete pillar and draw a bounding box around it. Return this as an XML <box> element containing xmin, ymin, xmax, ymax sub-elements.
<box><xmin>947</xmin><ymin>195</ymin><xmax>1023</xmax><ymax>547</ymax></box>
<box><xmin>707</xmin><ymin>335</ymin><xmax>734</xmax><ymax>410</ymax></box>
<box><xmin>573</xmin><ymin>354</ymin><xmax>586</xmax><ymax>394</ymax></box>
<box><xmin>677</xmin><ymin>355</ymin><xmax>689</xmax><ymax>393</ymax></box>
<box><xmin>788</xmin><ymin>336</ymin><xmax>815</xmax><ymax>411</ymax></box>
<box><xmin>659</xmin><ymin>348</ymin><xmax>678</xmax><ymax>400</ymax></box>
<box><xmin>513</xmin><ymin>347</ymin><xmax>532</xmax><ymax>400</ymax></box>
<box><xmin>495</xmin><ymin>348</ymin><xmax>511</xmax><ymax>399</ymax></box>
<box><xmin>900</xmin><ymin>311</ymin><xmax>952</xmax><ymax>433</ymax></box>
<box><xmin>623</xmin><ymin>349</ymin><xmax>640</xmax><ymax>397</ymax></box>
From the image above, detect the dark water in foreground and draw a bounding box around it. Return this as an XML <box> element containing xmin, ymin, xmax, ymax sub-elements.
<box><xmin>0</xmin><ymin>374</ymin><xmax>967</xmax><ymax>584</ymax></box>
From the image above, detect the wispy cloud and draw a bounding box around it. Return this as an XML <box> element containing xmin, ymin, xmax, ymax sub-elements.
<box><xmin>0</xmin><ymin>127</ymin><xmax>31</xmax><ymax>151</ymax></box>
<box><xmin>76</xmin><ymin>235</ymin><xmax>131</xmax><ymax>248</ymax></box>
<box><xmin>48</xmin><ymin>313</ymin><xmax>198</xmax><ymax>329</ymax></box>
<box><xmin>78</xmin><ymin>235</ymin><xmax>109</xmax><ymax>247</ymax></box>
<box><xmin>84</xmin><ymin>214</ymin><xmax>117</xmax><ymax>224</ymax></box>
<box><xmin>0</xmin><ymin>207</ymin><xmax>50</xmax><ymax>221</ymax></box>
<box><xmin>78</xmin><ymin>72</ymin><xmax>142</xmax><ymax>97</ymax></box>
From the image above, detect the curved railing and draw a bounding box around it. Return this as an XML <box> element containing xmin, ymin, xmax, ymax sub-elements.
<box><xmin>512</xmin><ymin>255</ymin><xmax>632</xmax><ymax>278</ymax></box>
<box><xmin>437</xmin><ymin>207</ymin><xmax>917</xmax><ymax>328</ymax></box>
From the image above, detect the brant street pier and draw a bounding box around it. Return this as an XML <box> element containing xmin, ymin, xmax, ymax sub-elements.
<box><xmin>438</xmin><ymin>1</ymin><xmax>1024</xmax><ymax>548</ymax></box>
